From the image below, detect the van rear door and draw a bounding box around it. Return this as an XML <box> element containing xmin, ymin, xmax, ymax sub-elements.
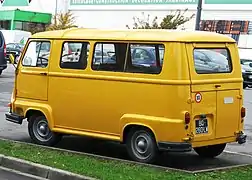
<box><xmin>186</xmin><ymin>43</ymin><xmax>243</xmax><ymax>142</ymax></box>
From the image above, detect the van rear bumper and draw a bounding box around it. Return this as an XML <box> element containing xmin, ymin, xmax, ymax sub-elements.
<box><xmin>5</xmin><ymin>112</ymin><xmax>25</xmax><ymax>125</ymax></box>
<box><xmin>157</xmin><ymin>142</ymin><xmax>192</xmax><ymax>152</ymax></box>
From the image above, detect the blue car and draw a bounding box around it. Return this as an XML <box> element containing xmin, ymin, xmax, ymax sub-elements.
<box><xmin>0</xmin><ymin>31</ymin><xmax>7</xmax><ymax>75</ymax></box>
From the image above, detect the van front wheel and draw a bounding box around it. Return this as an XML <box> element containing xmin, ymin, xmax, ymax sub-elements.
<box><xmin>194</xmin><ymin>143</ymin><xmax>226</xmax><ymax>158</ymax></box>
<box><xmin>126</xmin><ymin>127</ymin><xmax>158</xmax><ymax>163</ymax></box>
<box><xmin>28</xmin><ymin>115</ymin><xmax>62</xmax><ymax>146</ymax></box>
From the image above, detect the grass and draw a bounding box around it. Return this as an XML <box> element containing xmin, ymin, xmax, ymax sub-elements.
<box><xmin>0</xmin><ymin>139</ymin><xmax>252</xmax><ymax>180</ymax></box>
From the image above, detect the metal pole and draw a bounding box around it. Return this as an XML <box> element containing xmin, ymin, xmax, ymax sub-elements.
<box><xmin>55</xmin><ymin>0</ymin><xmax>58</xmax><ymax>15</ymax></box>
<box><xmin>195</xmin><ymin>0</ymin><xmax>203</xmax><ymax>30</ymax></box>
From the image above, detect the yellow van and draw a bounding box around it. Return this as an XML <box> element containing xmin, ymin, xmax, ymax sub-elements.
<box><xmin>6</xmin><ymin>28</ymin><xmax>247</xmax><ymax>163</ymax></box>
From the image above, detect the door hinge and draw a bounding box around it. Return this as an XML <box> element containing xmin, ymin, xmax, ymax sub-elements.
<box><xmin>187</xmin><ymin>98</ymin><xmax>195</xmax><ymax>104</ymax></box>
<box><xmin>183</xmin><ymin>133</ymin><xmax>194</xmax><ymax>141</ymax></box>
<box><xmin>237</xmin><ymin>95</ymin><xmax>242</xmax><ymax>99</ymax></box>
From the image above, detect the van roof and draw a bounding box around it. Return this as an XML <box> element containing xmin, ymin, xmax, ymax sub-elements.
<box><xmin>31</xmin><ymin>28</ymin><xmax>236</xmax><ymax>43</ymax></box>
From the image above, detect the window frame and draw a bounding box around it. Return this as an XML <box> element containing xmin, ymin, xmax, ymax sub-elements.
<box><xmin>91</xmin><ymin>42</ymin><xmax>122</xmax><ymax>72</ymax></box>
<box><xmin>59</xmin><ymin>41</ymin><xmax>90</xmax><ymax>70</ymax></box>
<box><xmin>193</xmin><ymin>47</ymin><xmax>233</xmax><ymax>75</ymax></box>
<box><xmin>125</xmin><ymin>43</ymin><xmax>165</xmax><ymax>75</ymax></box>
<box><xmin>21</xmin><ymin>40</ymin><xmax>51</xmax><ymax>68</ymax></box>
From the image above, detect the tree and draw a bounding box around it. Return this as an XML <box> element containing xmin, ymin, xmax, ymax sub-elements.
<box><xmin>46</xmin><ymin>11</ymin><xmax>78</xmax><ymax>31</ymax></box>
<box><xmin>126</xmin><ymin>9</ymin><xmax>195</xmax><ymax>30</ymax></box>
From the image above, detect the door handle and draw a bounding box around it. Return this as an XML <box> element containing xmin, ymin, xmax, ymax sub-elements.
<box><xmin>40</xmin><ymin>72</ymin><xmax>47</xmax><ymax>76</ymax></box>
<box><xmin>215</xmin><ymin>84</ymin><xmax>221</xmax><ymax>88</ymax></box>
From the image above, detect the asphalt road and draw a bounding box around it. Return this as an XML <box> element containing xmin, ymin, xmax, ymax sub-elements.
<box><xmin>0</xmin><ymin>167</ymin><xmax>45</xmax><ymax>180</ymax></box>
<box><xmin>0</xmin><ymin>65</ymin><xmax>252</xmax><ymax>171</ymax></box>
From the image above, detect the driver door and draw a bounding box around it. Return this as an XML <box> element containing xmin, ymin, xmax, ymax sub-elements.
<box><xmin>16</xmin><ymin>40</ymin><xmax>51</xmax><ymax>101</ymax></box>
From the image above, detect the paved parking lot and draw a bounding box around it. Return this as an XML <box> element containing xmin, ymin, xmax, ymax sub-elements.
<box><xmin>0</xmin><ymin>65</ymin><xmax>252</xmax><ymax>171</ymax></box>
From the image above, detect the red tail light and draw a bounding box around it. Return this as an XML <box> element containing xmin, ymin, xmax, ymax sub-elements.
<box><xmin>241</xmin><ymin>107</ymin><xmax>246</xmax><ymax>118</ymax></box>
<box><xmin>185</xmin><ymin>112</ymin><xmax>190</xmax><ymax>124</ymax></box>
<box><xmin>68</xmin><ymin>47</ymin><xmax>72</xmax><ymax>54</ymax></box>
<box><xmin>3</xmin><ymin>43</ymin><xmax>6</xmax><ymax>57</ymax></box>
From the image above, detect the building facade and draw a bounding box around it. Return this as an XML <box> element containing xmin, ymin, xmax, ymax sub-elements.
<box><xmin>68</xmin><ymin>0</ymin><xmax>252</xmax><ymax>48</ymax></box>
<box><xmin>0</xmin><ymin>0</ymin><xmax>68</xmax><ymax>32</ymax></box>
<box><xmin>1</xmin><ymin>0</ymin><xmax>252</xmax><ymax>48</ymax></box>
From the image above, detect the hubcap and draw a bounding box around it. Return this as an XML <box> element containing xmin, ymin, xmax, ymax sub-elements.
<box><xmin>32</xmin><ymin>119</ymin><xmax>52</xmax><ymax>142</ymax></box>
<box><xmin>37</xmin><ymin>122</ymin><xmax>49</xmax><ymax>137</ymax></box>
<box><xmin>136</xmin><ymin>136</ymin><xmax>148</xmax><ymax>154</ymax></box>
<box><xmin>131</xmin><ymin>132</ymin><xmax>152</xmax><ymax>160</ymax></box>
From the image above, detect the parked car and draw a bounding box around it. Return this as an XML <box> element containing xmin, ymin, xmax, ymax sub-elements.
<box><xmin>131</xmin><ymin>45</ymin><xmax>164</xmax><ymax>67</ymax></box>
<box><xmin>93</xmin><ymin>46</ymin><xmax>164</xmax><ymax>67</ymax></box>
<box><xmin>0</xmin><ymin>31</ymin><xmax>7</xmax><ymax>75</ymax></box>
<box><xmin>240</xmin><ymin>58</ymin><xmax>252</xmax><ymax>89</ymax></box>
<box><xmin>5</xmin><ymin>43</ymin><xmax>24</xmax><ymax>64</ymax></box>
<box><xmin>193</xmin><ymin>49</ymin><xmax>230</xmax><ymax>73</ymax></box>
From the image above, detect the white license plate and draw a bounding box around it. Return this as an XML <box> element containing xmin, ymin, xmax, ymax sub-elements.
<box><xmin>195</xmin><ymin>119</ymin><xmax>208</xmax><ymax>134</ymax></box>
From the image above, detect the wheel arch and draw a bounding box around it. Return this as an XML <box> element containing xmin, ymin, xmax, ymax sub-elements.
<box><xmin>122</xmin><ymin>123</ymin><xmax>157</xmax><ymax>144</ymax></box>
<box><xmin>25</xmin><ymin>108</ymin><xmax>53</xmax><ymax>129</ymax></box>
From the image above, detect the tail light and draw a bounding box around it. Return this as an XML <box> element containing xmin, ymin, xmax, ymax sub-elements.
<box><xmin>185</xmin><ymin>112</ymin><xmax>190</xmax><ymax>124</ymax></box>
<box><xmin>3</xmin><ymin>43</ymin><xmax>6</xmax><ymax>57</ymax></box>
<box><xmin>8</xmin><ymin>103</ymin><xmax>12</xmax><ymax>113</ymax></box>
<box><xmin>241</xmin><ymin>107</ymin><xmax>246</xmax><ymax>118</ymax></box>
<box><xmin>68</xmin><ymin>47</ymin><xmax>72</xmax><ymax>55</ymax></box>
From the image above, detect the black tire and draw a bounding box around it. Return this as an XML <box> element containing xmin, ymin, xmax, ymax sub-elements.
<box><xmin>0</xmin><ymin>70</ymin><xmax>2</xmax><ymax>75</ymax></box>
<box><xmin>126</xmin><ymin>127</ymin><xmax>158</xmax><ymax>163</ymax></box>
<box><xmin>14</xmin><ymin>56</ymin><xmax>19</xmax><ymax>64</ymax></box>
<box><xmin>194</xmin><ymin>143</ymin><xmax>226</xmax><ymax>158</ymax></box>
<box><xmin>243</xmin><ymin>84</ymin><xmax>247</xmax><ymax>89</ymax></box>
<box><xmin>28</xmin><ymin>115</ymin><xmax>62</xmax><ymax>146</ymax></box>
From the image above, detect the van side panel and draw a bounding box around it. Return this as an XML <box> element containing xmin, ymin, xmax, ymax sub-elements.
<box><xmin>47</xmin><ymin>41</ymin><xmax>192</xmax><ymax>143</ymax></box>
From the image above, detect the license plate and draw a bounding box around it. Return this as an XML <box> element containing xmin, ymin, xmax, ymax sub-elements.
<box><xmin>195</xmin><ymin>119</ymin><xmax>208</xmax><ymax>134</ymax></box>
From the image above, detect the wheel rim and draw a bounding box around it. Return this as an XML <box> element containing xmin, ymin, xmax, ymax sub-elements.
<box><xmin>131</xmin><ymin>132</ymin><xmax>152</xmax><ymax>160</ymax></box>
<box><xmin>32</xmin><ymin>118</ymin><xmax>53</xmax><ymax>142</ymax></box>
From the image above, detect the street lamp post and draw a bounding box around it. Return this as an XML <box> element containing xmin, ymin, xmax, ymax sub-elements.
<box><xmin>195</xmin><ymin>0</ymin><xmax>203</xmax><ymax>30</ymax></box>
<box><xmin>55</xmin><ymin>0</ymin><xmax>58</xmax><ymax>15</ymax></box>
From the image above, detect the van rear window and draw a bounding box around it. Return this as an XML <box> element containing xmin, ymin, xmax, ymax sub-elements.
<box><xmin>193</xmin><ymin>48</ymin><xmax>232</xmax><ymax>74</ymax></box>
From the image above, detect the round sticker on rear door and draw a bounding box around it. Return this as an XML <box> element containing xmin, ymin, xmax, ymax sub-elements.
<box><xmin>195</xmin><ymin>92</ymin><xmax>202</xmax><ymax>103</ymax></box>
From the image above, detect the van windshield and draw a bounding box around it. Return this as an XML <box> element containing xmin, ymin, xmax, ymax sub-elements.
<box><xmin>193</xmin><ymin>48</ymin><xmax>232</xmax><ymax>74</ymax></box>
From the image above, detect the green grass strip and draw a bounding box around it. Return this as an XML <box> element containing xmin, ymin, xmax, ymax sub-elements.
<box><xmin>0</xmin><ymin>139</ymin><xmax>252</xmax><ymax>180</ymax></box>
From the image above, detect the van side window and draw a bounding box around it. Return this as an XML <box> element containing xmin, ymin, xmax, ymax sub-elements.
<box><xmin>60</xmin><ymin>42</ymin><xmax>90</xmax><ymax>70</ymax></box>
<box><xmin>22</xmin><ymin>41</ymin><xmax>51</xmax><ymax>68</ymax></box>
<box><xmin>193</xmin><ymin>48</ymin><xmax>232</xmax><ymax>74</ymax></box>
<box><xmin>125</xmin><ymin>44</ymin><xmax>164</xmax><ymax>74</ymax></box>
<box><xmin>92</xmin><ymin>42</ymin><xmax>127</xmax><ymax>72</ymax></box>
<box><xmin>92</xmin><ymin>42</ymin><xmax>164</xmax><ymax>74</ymax></box>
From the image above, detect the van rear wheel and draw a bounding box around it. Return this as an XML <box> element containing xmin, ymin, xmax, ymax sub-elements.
<box><xmin>194</xmin><ymin>143</ymin><xmax>226</xmax><ymax>158</ymax></box>
<box><xmin>126</xmin><ymin>127</ymin><xmax>158</xmax><ymax>163</ymax></box>
<box><xmin>28</xmin><ymin>115</ymin><xmax>62</xmax><ymax>146</ymax></box>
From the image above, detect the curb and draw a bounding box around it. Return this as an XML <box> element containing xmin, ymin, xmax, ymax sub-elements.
<box><xmin>0</xmin><ymin>138</ymin><xmax>251</xmax><ymax>175</ymax></box>
<box><xmin>0</xmin><ymin>154</ymin><xmax>97</xmax><ymax>180</ymax></box>
<box><xmin>0</xmin><ymin>138</ymin><xmax>193</xmax><ymax>174</ymax></box>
